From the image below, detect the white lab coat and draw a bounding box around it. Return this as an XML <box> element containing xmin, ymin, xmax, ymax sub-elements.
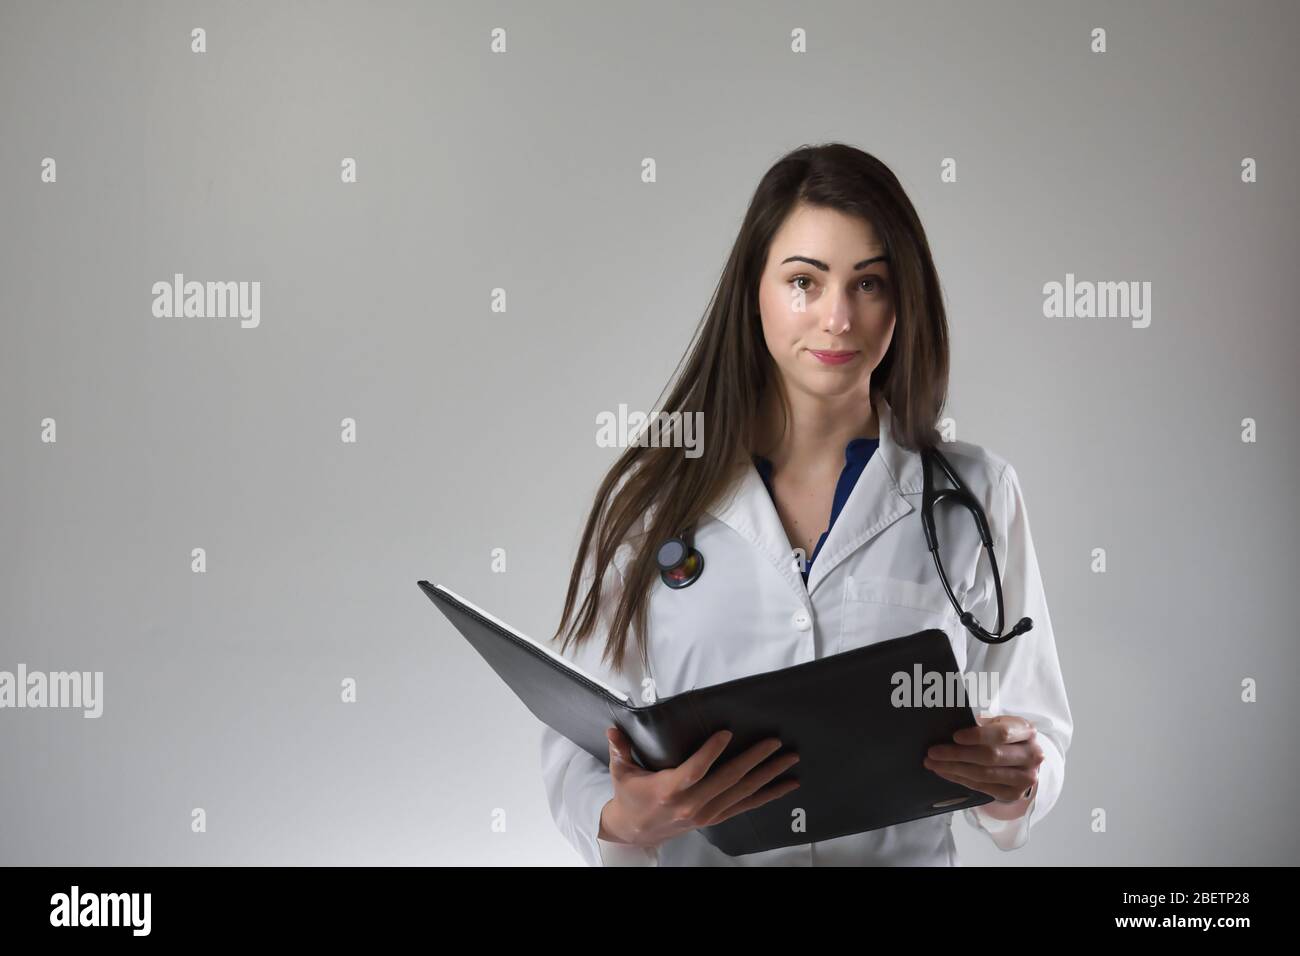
<box><xmin>540</xmin><ymin>396</ymin><xmax>1072</xmax><ymax>866</ymax></box>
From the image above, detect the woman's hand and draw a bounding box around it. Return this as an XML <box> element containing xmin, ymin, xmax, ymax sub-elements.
<box><xmin>923</xmin><ymin>714</ymin><xmax>1043</xmax><ymax>819</ymax></box>
<box><xmin>599</xmin><ymin>727</ymin><xmax>801</xmax><ymax>848</ymax></box>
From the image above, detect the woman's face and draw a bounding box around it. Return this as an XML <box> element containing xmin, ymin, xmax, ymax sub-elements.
<box><xmin>757</xmin><ymin>203</ymin><xmax>895</xmax><ymax>401</ymax></box>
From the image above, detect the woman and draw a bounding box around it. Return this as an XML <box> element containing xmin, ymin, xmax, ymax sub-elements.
<box><xmin>541</xmin><ymin>143</ymin><xmax>1072</xmax><ymax>866</ymax></box>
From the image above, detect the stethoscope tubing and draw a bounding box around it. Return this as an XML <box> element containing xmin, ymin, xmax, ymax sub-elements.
<box><xmin>656</xmin><ymin>446</ymin><xmax>1033</xmax><ymax>645</ymax></box>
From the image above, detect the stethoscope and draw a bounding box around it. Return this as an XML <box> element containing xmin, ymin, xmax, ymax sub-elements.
<box><xmin>656</xmin><ymin>445</ymin><xmax>1033</xmax><ymax>645</ymax></box>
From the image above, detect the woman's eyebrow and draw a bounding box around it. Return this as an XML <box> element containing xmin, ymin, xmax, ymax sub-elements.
<box><xmin>780</xmin><ymin>255</ymin><xmax>888</xmax><ymax>271</ymax></box>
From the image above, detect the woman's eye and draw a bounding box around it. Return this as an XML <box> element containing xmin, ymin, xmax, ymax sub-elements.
<box><xmin>789</xmin><ymin>275</ymin><xmax>887</xmax><ymax>294</ymax></box>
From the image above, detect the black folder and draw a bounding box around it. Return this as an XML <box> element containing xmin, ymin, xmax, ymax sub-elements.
<box><xmin>419</xmin><ymin>580</ymin><xmax>993</xmax><ymax>857</ymax></box>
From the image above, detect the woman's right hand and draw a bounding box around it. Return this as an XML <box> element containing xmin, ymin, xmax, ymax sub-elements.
<box><xmin>598</xmin><ymin>726</ymin><xmax>801</xmax><ymax>849</ymax></box>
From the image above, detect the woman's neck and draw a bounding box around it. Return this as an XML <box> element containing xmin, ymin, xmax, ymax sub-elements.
<box><xmin>755</xmin><ymin>386</ymin><xmax>878</xmax><ymax>477</ymax></box>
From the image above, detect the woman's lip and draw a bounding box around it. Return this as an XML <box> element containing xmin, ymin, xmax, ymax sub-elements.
<box><xmin>809</xmin><ymin>349</ymin><xmax>859</xmax><ymax>364</ymax></box>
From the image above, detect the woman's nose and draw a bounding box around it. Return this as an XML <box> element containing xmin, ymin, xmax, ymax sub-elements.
<box><xmin>821</xmin><ymin>290</ymin><xmax>853</xmax><ymax>334</ymax></box>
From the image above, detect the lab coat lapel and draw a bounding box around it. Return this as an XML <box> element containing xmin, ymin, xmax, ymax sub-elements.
<box><xmin>704</xmin><ymin>396</ymin><xmax>925</xmax><ymax>608</ymax></box>
<box><xmin>803</xmin><ymin>396</ymin><xmax>924</xmax><ymax>597</ymax></box>
<box><xmin>705</xmin><ymin>458</ymin><xmax>813</xmax><ymax>612</ymax></box>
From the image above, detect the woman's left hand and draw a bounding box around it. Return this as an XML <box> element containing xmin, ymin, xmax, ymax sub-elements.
<box><xmin>923</xmin><ymin>714</ymin><xmax>1043</xmax><ymax>813</ymax></box>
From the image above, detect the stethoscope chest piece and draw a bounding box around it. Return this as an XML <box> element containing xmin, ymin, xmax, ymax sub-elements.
<box><xmin>657</xmin><ymin>535</ymin><xmax>704</xmax><ymax>589</ymax></box>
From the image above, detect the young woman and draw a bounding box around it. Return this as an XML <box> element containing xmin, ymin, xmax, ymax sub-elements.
<box><xmin>541</xmin><ymin>143</ymin><xmax>1072</xmax><ymax>866</ymax></box>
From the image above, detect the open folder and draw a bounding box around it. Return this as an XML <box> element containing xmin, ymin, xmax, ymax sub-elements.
<box><xmin>418</xmin><ymin>580</ymin><xmax>993</xmax><ymax>857</ymax></box>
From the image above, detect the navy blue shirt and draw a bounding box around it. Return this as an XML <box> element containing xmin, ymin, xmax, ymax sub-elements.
<box><xmin>753</xmin><ymin>437</ymin><xmax>879</xmax><ymax>584</ymax></box>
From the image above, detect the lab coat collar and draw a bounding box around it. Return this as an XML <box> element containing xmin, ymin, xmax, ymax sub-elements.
<box><xmin>705</xmin><ymin>395</ymin><xmax>924</xmax><ymax>605</ymax></box>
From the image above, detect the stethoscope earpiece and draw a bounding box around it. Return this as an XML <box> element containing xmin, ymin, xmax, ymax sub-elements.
<box><xmin>657</xmin><ymin>534</ymin><xmax>704</xmax><ymax>589</ymax></box>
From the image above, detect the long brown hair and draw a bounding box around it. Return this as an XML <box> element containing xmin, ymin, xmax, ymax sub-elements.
<box><xmin>553</xmin><ymin>143</ymin><xmax>951</xmax><ymax>675</ymax></box>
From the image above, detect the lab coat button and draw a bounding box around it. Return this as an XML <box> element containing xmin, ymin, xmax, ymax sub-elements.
<box><xmin>792</xmin><ymin>609</ymin><xmax>811</xmax><ymax>631</ymax></box>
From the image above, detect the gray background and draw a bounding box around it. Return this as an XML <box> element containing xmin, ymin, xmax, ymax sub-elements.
<box><xmin>2</xmin><ymin>0</ymin><xmax>1296</xmax><ymax>865</ymax></box>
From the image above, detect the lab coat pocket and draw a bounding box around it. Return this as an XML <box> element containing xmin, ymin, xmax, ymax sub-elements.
<box><xmin>836</xmin><ymin>575</ymin><xmax>967</xmax><ymax>673</ymax></box>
